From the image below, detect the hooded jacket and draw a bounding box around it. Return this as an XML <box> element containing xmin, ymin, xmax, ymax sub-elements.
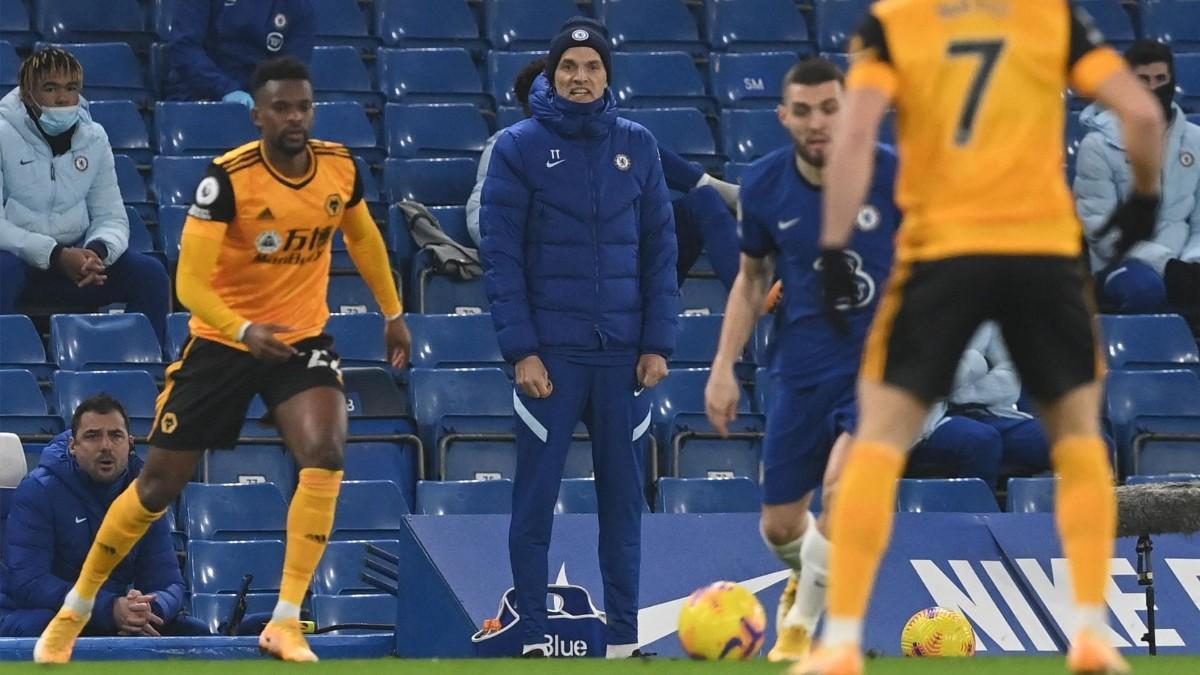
<box><xmin>0</xmin><ymin>433</ymin><xmax>184</xmax><ymax>632</ymax></box>
<box><xmin>1074</xmin><ymin>101</ymin><xmax>1200</xmax><ymax>273</ymax></box>
<box><xmin>479</xmin><ymin>75</ymin><xmax>679</xmax><ymax>364</ymax></box>
<box><xmin>0</xmin><ymin>88</ymin><xmax>129</xmax><ymax>269</ymax></box>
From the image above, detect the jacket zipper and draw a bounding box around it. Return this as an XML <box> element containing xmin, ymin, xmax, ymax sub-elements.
<box><xmin>587</xmin><ymin>140</ymin><xmax>604</xmax><ymax>348</ymax></box>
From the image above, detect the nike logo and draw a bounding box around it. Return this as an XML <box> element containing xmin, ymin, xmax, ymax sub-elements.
<box><xmin>545</xmin><ymin>159</ymin><xmax>566</xmax><ymax>168</ymax></box>
<box><xmin>74</xmin><ymin>516</ymin><xmax>87</xmax><ymax>524</ymax></box>
<box><xmin>19</xmin><ymin>159</ymin><xmax>34</xmax><ymax>165</ymax></box>
<box><xmin>778</xmin><ymin>218</ymin><xmax>801</xmax><ymax>231</ymax></box>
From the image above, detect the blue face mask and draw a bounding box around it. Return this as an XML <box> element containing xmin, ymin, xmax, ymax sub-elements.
<box><xmin>38</xmin><ymin>104</ymin><xmax>79</xmax><ymax>136</ymax></box>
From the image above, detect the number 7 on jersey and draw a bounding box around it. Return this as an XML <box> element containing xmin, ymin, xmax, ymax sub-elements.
<box><xmin>947</xmin><ymin>39</ymin><xmax>1006</xmax><ymax>146</ymax></box>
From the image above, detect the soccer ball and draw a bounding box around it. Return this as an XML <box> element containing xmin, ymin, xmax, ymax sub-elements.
<box><xmin>677</xmin><ymin>581</ymin><xmax>767</xmax><ymax>660</ymax></box>
<box><xmin>900</xmin><ymin>607</ymin><xmax>976</xmax><ymax>657</ymax></box>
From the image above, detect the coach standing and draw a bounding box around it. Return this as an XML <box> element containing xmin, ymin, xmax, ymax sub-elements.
<box><xmin>478</xmin><ymin>17</ymin><xmax>679</xmax><ymax>659</ymax></box>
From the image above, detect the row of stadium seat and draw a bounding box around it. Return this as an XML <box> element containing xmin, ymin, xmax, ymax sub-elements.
<box><xmin>4</xmin><ymin>0</ymin><xmax>1197</xmax><ymax>57</ymax></box>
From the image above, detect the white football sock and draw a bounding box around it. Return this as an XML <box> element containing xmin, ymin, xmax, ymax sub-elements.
<box><xmin>271</xmin><ymin>600</ymin><xmax>302</xmax><ymax>622</ymax></box>
<box><xmin>696</xmin><ymin>173</ymin><xmax>740</xmax><ymax>210</ymax></box>
<box><xmin>822</xmin><ymin>617</ymin><xmax>863</xmax><ymax>649</ymax></box>
<box><xmin>605</xmin><ymin>643</ymin><xmax>638</xmax><ymax>659</ymax></box>
<box><xmin>1076</xmin><ymin>604</ymin><xmax>1108</xmax><ymax>636</ymax></box>
<box><xmin>522</xmin><ymin>643</ymin><xmax>551</xmax><ymax>656</ymax></box>
<box><xmin>761</xmin><ymin>518</ymin><xmax>805</xmax><ymax>572</ymax></box>
<box><xmin>63</xmin><ymin>588</ymin><xmax>94</xmax><ymax>616</ymax></box>
<box><xmin>786</xmin><ymin>515</ymin><xmax>830</xmax><ymax>631</ymax></box>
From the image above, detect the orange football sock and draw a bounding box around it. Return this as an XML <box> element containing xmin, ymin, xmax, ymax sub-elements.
<box><xmin>73</xmin><ymin>482</ymin><xmax>164</xmax><ymax>603</ymax></box>
<box><xmin>276</xmin><ymin>468</ymin><xmax>343</xmax><ymax>615</ymax></box>
<box><xmin>1052</xmin><ymin>435</ymin><xmax>1116</xmax><ymax>608</ymax></box>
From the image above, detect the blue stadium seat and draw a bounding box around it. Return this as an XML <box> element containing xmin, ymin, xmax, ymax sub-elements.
<box><xmin>189</xmin><ymin>541</ymin><xmax>284</xmax><ymax>594</ymax></box>
<box><xmin>190</xmin><ymin>593</ymin><xmax>278</xmax><ymax>635</ymax></box>
<box><xmin>0</xmin><ymin>2</ymin><xmax>32</xmax><ymax>50</ymax></box>
<box><xmin>333</xmin><ymin>481</ymin><xmax>408</xmax><ymax>540</ymax></box>
<box><xmin>416</xmin><ymin>479</ymin><xmax>513</xmax><ymax>515</ymax></box>
<box><xmin>621</xmin><ymin>107</ymin><xmax>720</xmax><ymax>169</ymax></box>
<box><xmin>1005</xmin><ymin>477</ymin><xmax>1056</xmax><ymax>513</ymax></box>
<box><xmin>721</xmin><ymin>109</ymin><xmax>790</xmax><ymax>162</ymax></box>
<box><xmin>1099</xmin><ymin>314</ymin><xmax>1200</xmax><ymax>374</ymax></box>
<box><xmin>555</xmin><ymin>477</ymin><xmax>599</xmax><ymax>514</ymax></box>
<box><xmin>312</xmin><ymin>594</ymin><xmax>397</xmax><ymax>633</ymax></box>
<box><xmin>710</xmin><ymin>52</ymin><xmax>799</xmax><ymax>109</ymax></box>
<box><xmin>811</xmin><ymin>0</ymin><xmax>871</xmax><ymax>53</ymax></box>
<box><xmin>0</xmin><ymin>315</ymin><xmax>53</xmax><ymax>380</ymax></box>
<box><xmin>35</xmin><ymin>2</ymin><xmax>150</xmax><ymax>51</ymax></box>
<box><xmin>415</xmin><ymin>274</ymin><xmax>489</xmax><ymax>315</ymax></box>
<box><xmin>355</xmin><ymin>156</ymin><xmax>382</xmax><ymax>204</ymax></box>
<box><xmin>497</xmin><ymin>106</ymin><xmax>526</xmax><ymax>129</ymax></box>
<box><xmin>312</xmin><ymin>101</ymin><xmax>380</xmax><ymax>162</ymax></box>
<box><xmin>611</xmin><ymin>52</ymin><xmax>713</xmax><ymax>112</ymax></box>
<box><xmin>157</xmin><ymin>206</ymin><xmax>188</xmax><ymax>262</ymax></box>
<box><xmin>707</xmin><ymin>0</ymin><xmax>811</xmax><ymax>52</ymax></box>
<box><xmin>680</xmin><ymin>278</ymin><xmax>730</xmax><ymax>315</ymax></box>
<box><xmin>487</xmin><ymin>51</ymin><xmax>549</xmax><ymax>108</ymax></box>
<box><xmin>376</xmin><ymin>0</ymin><xmax>484</xmax><ymax>53</ymax></box>
<box><xmin>1143</xmin><ymin>0</ymin><xmax>1200</xmax><ymax>53</ymax></box>
<box><xmin>1065</xmin><ymin>111</ymin><xmax>1086</xmax><ymax>175</ymax></box>
<box><xmin>113</xmin><ymin>154</ymin><xmax>149</xmax><ymax>207</ymax></box>
<box><xmin>204</xmin><ymin>446</ymin><xmax>298</xmax><ymax>498</ymax></box>
<box><xmin>1126</xmin><ymin>473</ymin><xmax>1200</xmax><ymax>485</ymax></box>
<box><xmin>311</xmin><ymin>0</ymin><xmax>378</xmax><ymax>50</ymax></box>
<box><xmin>671</xmin><ymin>314</ymin><xmax>723</xmax><ymax>369</ymax></box>
<box><xmin>326</xmin><ymin>274</ymin><xmax>382</xmax><ymax>315</ymax></box>
<box><xmin>1190</xmin><ymin>113</ymin><xmax>1200</xmax><ymax>126</ymax></box>
<box><xmin>152</xmin><ymin>156</ymin><xmax>214</xmax><ymax>207</ymax></box>
<box><xmin>87</xmin><ymin>100</ymin><xmax>150</xmax><ymax>163</ymax></box>
<box><xmin>383</xmin><ymin>157</ymin><xmax>478</xmax><ymax>205</ymax></box>
<box><xmin>652</xmin><ymin>368</ymin><xmax>761</xmax><ymax>479</ymax></box>
<box><xmin>0</xmin><ymin>39</ymin><xmax>18</xmax><ymax>87</ymax></box>
<box><xmin>344</xmin><ymin>442</ymin><xmax>419</xmax><ymax>511</ymax></box>
<box><xmin>655</xmin><ymin>477</ymin><xmax>760</xmax><ymax>513</ymax></box>
<box><xmin>383</xmin><ymin>103</ymin><xmax>488</xmax><ymax>159</ymax></box>
<box><xmin>165</xmin><ymin>312</ymin><xmax>191</xmax><ymax>362</ymax></box>
<box><xmin>310</xmin><ymin>46</ymin><xmax>381</xmax><ymax>110</ymax></box>
<box><xmin>50</xmin><ymin>313</ymin><xmax>164</xmax><ymax>375</ymax></box>
<box><xmin>1106</xmin><ymin>369</ymin><xmax>1200</xmax><ymax>476</ymax></box>
<box><xmin>428</xmin><ymin>206</ymin><xmax>472</xmax><ymax>248</ymax></box>
<box><xmin>313</xmin><ymin>540</ymin><xmax>402</xmax><ymax>595</ymax></box>
<box><xmin>324</xmin><ymin>313</ymin><xmax>387</xmax><ymax>367</ymax></box>
<box><xmin>377</xmin><ymin>48</ymin><xmax>488</xmax><ymax>106</ymax></box>
<box><xmin>22</xmin><ymin>443</ymin><xmax>41</xmax><ymax>478</ymax></box>
<box><xmin>408</xmin><ymin>367</ymin><xmax>512</xmax><ymax>473</ymax></box>
<box><xmin>155</xmin><ymin>102</ymin><xmax>257</xmax><ymax>156</ymax></box>
<box><xmin>123</xmin><ymin>208</ymin><xmax>156</xmax><ymax>256</ymax></box>
<box><xmin>1074</xmin><ymin>1</ymin><xmax>1135</xmax><ymax>50</ymax></box>
<box><xmin>722</xmin><ymin>161</ymin><xmax>752</xmax><ymax>184</ymax></box>
<box><xmin>182</xmin><ymin>482</ymin><xmax>287</xmax><ymax>541</ymax></box>
<box><xmin>485</xmin><ymin>0</ymin><xmax>579</xmax><ymax>51</ymax></box>
<box><xmin>0</xmin><ymin>369</ymin><xmax>62</xmax><ymax>436</ymax></box>
<box><xmin>35</xmin><ymin>42</ymin><xmax>148</xmax><ymax>105</ymax></box>
<box><xmin>597</xmin><ymin>0</ymin><xmax>705</xmax><ymax>56</ymax></box>
<box><xmin>406</xmin><ymin>314</ymin><xmax>504</xmax><ymax>369</ymax></box>
<box><xmin>1177</xmin><ymin>53</ymin><xmax>1200</xmax><ymax>112</ymax></box>
<box><xmin>342</xmin><ymin>367</ymin><xmax>415</xmax><ymax>435</ymax></box>
<box><xmin>53</xmin><ymin>370</ymin><xmax>158</xmax><ymax>436</ymax></box>
<box><xmin>897</xmin><ymin>478</ymin><xmax>1000</xmax><ymax>513</ymax></box>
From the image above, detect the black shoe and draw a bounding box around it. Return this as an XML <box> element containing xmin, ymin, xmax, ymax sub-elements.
<box><xmin>630</xmin><ymin>649</ymin><xmax>656</xmax><ymax>659</ymax></box>
<box><xmin>521</xmin><ymin>646</ymin><xmax>549</xmax><ymax>658</ymax></box>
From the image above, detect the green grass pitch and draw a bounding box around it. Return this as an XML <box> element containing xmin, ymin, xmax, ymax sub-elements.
<box><xmin>0</xmin><ymin>657</ymin><xmax>1196</xmax><ymax>674</ymax></box>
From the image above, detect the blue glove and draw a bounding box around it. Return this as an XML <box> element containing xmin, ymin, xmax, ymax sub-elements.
<box><xmin>222</xmin><ymin>90</ymin><xmax>255</xmax><ymax>108</ymax></box>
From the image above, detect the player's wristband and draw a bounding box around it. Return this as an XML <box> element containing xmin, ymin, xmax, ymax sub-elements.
<box><xmin>235</xmin><ymin>321</ymin><xmax>252</xmax><ymax>343</ymax></box>
<box><xmin>385</xmin><ymin>312</ymin><xmax>403</xmax><ymax>321</ymax></box>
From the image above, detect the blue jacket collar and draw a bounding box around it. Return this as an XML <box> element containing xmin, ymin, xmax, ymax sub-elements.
<box><xmin>530</xmin><ymin>74</ymin><xmax>618</xmax><ymax>139</ymax></box>
<box><xmin>39</xmin><ymin>431</ymin><xmax>139</xmax><ymax>508</ymax></box>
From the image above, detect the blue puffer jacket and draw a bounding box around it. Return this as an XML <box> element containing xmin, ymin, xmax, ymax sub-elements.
<box><xmin>0</xmin><ymin>433</ymin><xmax>184</xmax><ymax>632</ymax></box>
<box><xmin>479</xmin><ymin>75</ymin><xmax>679</xmax><ymax>364</ymax></box>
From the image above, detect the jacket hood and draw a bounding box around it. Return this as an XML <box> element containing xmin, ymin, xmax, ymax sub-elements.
<box><xmin>529</xmin><ymin>74</ymin><xmax>617</xmax><ymax>139</ymax></box>
<box><xmin>1080</xmin><ymin>100</ymin><xmax>1187</xmax><ymax>151</ymax></box>
<box><xmin>37</xmin><ymin>431</ymin><xmax>141</xmax><ymax>509</ymax></box>
<box><xmin>0</xmin><ymin>86</ymin><xmax>95</xmax><ymax>149</ymax></box>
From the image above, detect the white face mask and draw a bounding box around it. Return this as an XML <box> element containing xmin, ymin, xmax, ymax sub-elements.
<box><xmin>38</xmin><ymin>104</ymin><xmax>80</xmax><ymax>135</ymax></box>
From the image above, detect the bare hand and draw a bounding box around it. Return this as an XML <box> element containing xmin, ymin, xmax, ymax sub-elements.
<box><xmin>114</xmin><ymin>590</ymin><xmax>157</xmax><ymax>635</ymax></box>
<box><xmin>55</xmin><ymin>247</ymin><xmax>100</xmax><ymax>283</ymax></box>
<box><xmin>515</xmin><ymin>355</ymin><xmax>553</xmax><ymax>398</ymax></box>
<box><xmin>243</xmin><ymin>323</ymin><xmax>298</xmax><ymax>362</ymax></box>
<box><xmin>704</xmin><ymin>367</ymin><xmax>740</xmax><ymax>437</ymax></box>
<box><xmin>636</xmin><ymin>354</ymin><xmax>668</xmax><ymax>389</ymax></box>
<box><xmin>76</xmin><ymin>254</ymin><xmax>108</xmax><ymax>287</ymax></box>
<box><xmin>386</xmin><ymin>316</ymin><xmax>411</xmax><ymax>368</ymax></box>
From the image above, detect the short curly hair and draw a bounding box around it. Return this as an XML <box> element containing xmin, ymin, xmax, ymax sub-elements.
<box><xmin>19</xmin><ymin>47</ymin><xmax>83</xmax><ymax>98</ymax></box>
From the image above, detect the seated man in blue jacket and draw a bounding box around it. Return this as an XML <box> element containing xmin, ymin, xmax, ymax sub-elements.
<box><xmin>479</xmin><ymin>17</ymin><xmax>679</xmax><ymax>658</ymax></box>
<box><xmin>165</xmin><ymin>0</ymin><xmax>314</xmax><ymax>105</ymax></box>
<box><xmin>0</xmin><ymin>394</ymin><xmax>209</xmax><ymax>637</ymax></box>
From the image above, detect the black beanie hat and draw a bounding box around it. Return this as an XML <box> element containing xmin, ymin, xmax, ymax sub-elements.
<box><xmin>545</xmin><ymin>16</ymin><xmax>612</xmax><ymax>84</ymax></box>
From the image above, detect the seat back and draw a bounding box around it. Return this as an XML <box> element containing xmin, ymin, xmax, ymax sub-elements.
<box><xmin>0</xmin><ymin>369</ymin><xmax>47</xmax><ymax>415</ymax></box>
<box><xmin>0</xmin><ymin>2</ymin><xmax>32</xmax><ymax>50</ymax></box>
<box><xmin>671</xmin><ymin>314</ymin><xmax>723</xmax><ymax>368</ymax></box>
<box><xmin>376</xmin><ymin>0</ymin><xmax>480</xmax><ymax>48</ymax></box>
<box><xmin>1105</xmin><ymin>369</ymin><xmax>1200</xmax><ymax>475</ymax></box>
<box><xmin>377</xmin><ymin>48</ymin><xmax>486</xmax><ymax>104</ymax></box>
<box><xmin>114</xmin><ymin>154</ymin><xmax>148</xmax><ymax>205</ymax></box>
<box><xmin>1073</xmin><ymin>0</ymin><xmax>1135</xmax><ymax>48</ymax></box>
<box><xmin>721</xmin><ymin>109</ymin><xmax>790</xmax><ymax>162</ymax></box>
<box><xmin>0</xmin><ymin>315</ymin><xmax>48</xmax><ymax>370</ymax></box>
<box><xmin>155</xmin><ymin>102</ymin><xmax>258</xmax><ymax>155</ymax></box>
<box><xmin>52</xmin><ymin>369</ymin><xmax>158</xmax><ymax>426</ymax></box>
<box><xmin>708</xmin><ymin>0</ymin><xmax>810</xmax><ymax>51</ymax></box>
<box><xmin>485</xmin><ymin>0</ymin><xmax>579</xmax><ymax>51</ymax></box>
<box><xmin>50</xmin><ymin>313</ymin><xmax>163</xmax><ymax>371</ymax></box>
<box><xmin>312</xmin><ymin>102</ymin><xmax>379</xmax><ymax>159</ymax></box>
<box><xmin>409</xmin><ymin>367</ymin><xmax>512</xmax><ymax>448</ymax></box>
<box><xmin>598</xmin><ymin>0</ymin><xmax>702</xmax><ymax>53</ymax></box>
<box><xmin>487</xmin><ymin>51</ymin><xmax>546</xmax><ymax>107</ymax></box>
<box><xmin>311</xmin><ymin>0</ymin><xmax>377</xmax><ymax>48</ymax></box>
<box><xmin>333</xmin><ymin>480</ymin><xmax>409</xmax><ymax>540</ymax></box>
<box><xmin>313</xmin><ymin>540</ymin><xmax>402</xmax><ymax>595</ymax></box>
<box><xmin>182</xmin><ymin>482</ymin><xmax>288</xmax><ymax>541</ymax></box>
<box><xmin>38</xmin><ymin>41</ymin><xmax>147</xmax><ymax>103</ymax></box>
<box><xmin>1099</xmin><ymin>314</ymin><xmax>1200</xmax><ymax>372</ymax></box>
<box><xmin>188</xmin><ymin>540</ymin><xmax>284</xmax><ymax>594</ymax></box>
<box><xmin>1005</xmin><ymin>477</ymin><xmax>1056</xmax><ymax>513</ymax></box>
<box><xmin>204</xmin><ymin>446</ymin><xmax>298</xmax><ymax>498</ymax></box>
<box><xmin>1143</xmin><ymin>0</ymin><xmax>1200</xmax><ymax>51</ymax></box>
<box><xmin>152</xmin><ymin>155</ymin><xmax>214</xmax><ymax>206</ymax></box>
<box><xmin>165</xmin><ymin>312</ymin><xmax>191</xmax><ymax>362</ymax></box>
<box><xmin>897</xmin><ymin>478</ymin><xmax>999</xmax><ymax>513</ymax></box>
<box><xmin>811</xmin><ymin>0</ymin><xmax>872</xmax><ymax>52</ymax></box>
<box><xmin>1125</xmin><ymin>473</ymin><xmax>1200</xmax><ymax>485</ymax></box>
<box><xmin>655</xmin><ymin>477</ymin><xmax>761</xmax><ymax>513</ymax></box>
<box><xmin>610</xmin><ymin>52</ymin><xmax>709</xmax><ymax>110</ymax></box>
<box><xmin>710</xmin><ymin>51</ymin><xmax>798</xmax><ymax>109</ymax></box>
<box><xmin>89</xmin><ymin>100</ymin><xmax>150</xmax><ymax>161</ymax></box>
<box><xmin>310</xmin><ymin>45</ymin><xmax>375</xmax><ymax>99</ymax></box>
<box><xmin>324</xmin><ymin>313</ymin><xmax>387</xmax><ymax>366</ymax></box>
<box><xmin>0</xmin><ymin>39</ymin><xmax>18</xmax><ymax>86</ymax></box>
<box><xmin>555</xmin><ymin>477</ymin><xmax>599</xmax><ymax>514</ymax></box>
<box><xmin>407</xmin><ymin>314</ymin><xmax>503</xmax><ymax>369</ymax></box>
<box><xmin>383</xmin><ymin>157</ymin><xmax>478</xmax><ymax>205</ymax></box>
<box><xmin>384</xmin><ymin>102</ymin><xmax>488</xmax><ymax>158</ymax></box>
<box><xmin>416</xmin><ymin>479</ymin><xmax>513</xmax><ymax>514</ymax></box>
<box><xmin>344</xmin><ymin>442</ymin><xmax>419</xmax><ymax>511</ymax></box>
<box><xmin>620</xmin><ymin>107</ymin><xmax>717</xmax><ymax>165</ymax></box>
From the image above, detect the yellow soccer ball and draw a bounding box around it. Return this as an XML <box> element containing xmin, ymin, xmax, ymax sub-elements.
<box><xmin>900</xmin><ymin>606</ymin><xmax>976</xmax><ymax>657</ymax></box>
<box><xmin>677</xmin><ymin>581</ymin><xmax>767</xmax><ymax>660</ymax></box>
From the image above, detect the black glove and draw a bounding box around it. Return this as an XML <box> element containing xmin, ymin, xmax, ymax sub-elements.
<box><xmin>1165</xmin><ymin>259</ymin><xmax>1200</xmax><ymax>307</ymax></box>
<box><xmin>819</xmin><ymin>248</ymin><xmax>854</xmax><ymax>335</ymax></box>
<box><xmin>1099</xmin><ymin>193</ymin><xmax>1160</xmax><ymax>259</ymax></box>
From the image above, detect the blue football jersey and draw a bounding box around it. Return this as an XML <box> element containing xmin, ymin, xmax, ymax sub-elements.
<box><xmin>739</xmin><ymin>144</ymin><xmax>900</xmax><ymax>386</ymax></box>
